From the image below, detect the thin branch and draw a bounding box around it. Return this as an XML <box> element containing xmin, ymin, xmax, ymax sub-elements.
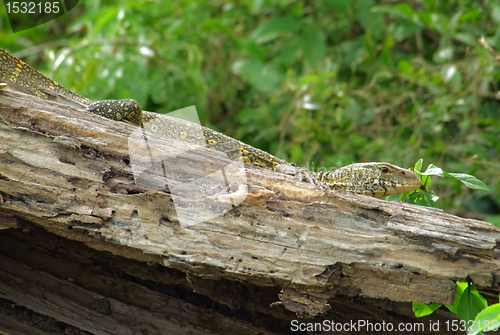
<box><xmin>478</xmin><ymin>36</ymin><xmax>500</xmax><ymax>61</ymax></box>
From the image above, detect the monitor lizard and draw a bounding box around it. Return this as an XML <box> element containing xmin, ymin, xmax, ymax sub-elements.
<box><xmin>0</xmin><ymin>48</ymin><xmax>422</xmax><ymax>198</ymax></box>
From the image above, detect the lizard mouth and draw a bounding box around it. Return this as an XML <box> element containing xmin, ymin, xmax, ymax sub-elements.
<box><xmin>383</xmin><ymin>169</ymin><xmax>422</xmax><ymax>196</ymax></box>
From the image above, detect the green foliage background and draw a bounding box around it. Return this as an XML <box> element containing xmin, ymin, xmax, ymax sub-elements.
<box><xmin>1</xmin><ymin>0</ymin><xmax>499</xmax><ymax>217</ymax></box>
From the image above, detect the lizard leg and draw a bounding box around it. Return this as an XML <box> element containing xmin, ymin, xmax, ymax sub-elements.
<box><xmin>275</xmin><ymin>163</ymin><xmax>330</xmax><ymax>190</ymax></box>
<box><xmin>86</xmin><ymin>99</ymin><xmax>144</xmax><ymax>127</ymax></box>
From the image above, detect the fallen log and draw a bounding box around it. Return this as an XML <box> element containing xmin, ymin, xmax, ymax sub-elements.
<box><xmin>0</xmin><ymin>85</ymin><xmax>499</xmax><ymax>335</ymax></box>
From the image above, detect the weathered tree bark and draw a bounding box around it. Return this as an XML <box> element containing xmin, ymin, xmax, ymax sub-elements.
<box><xmin>0</xmin><ymin>86</ymin><xmax>499</xmax><ymax>335</ymax></box>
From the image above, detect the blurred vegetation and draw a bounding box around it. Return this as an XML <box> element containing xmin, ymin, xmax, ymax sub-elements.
<box><xmin>1</xmin><ymin>0</ymin><xmax>499</xmax><ymax>218</ymax></box>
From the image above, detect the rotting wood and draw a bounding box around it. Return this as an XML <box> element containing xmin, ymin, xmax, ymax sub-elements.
<box><xmin>1</xmin><ymin>85</ymin><xmax>500</xmax><ymax>334</ymax></box>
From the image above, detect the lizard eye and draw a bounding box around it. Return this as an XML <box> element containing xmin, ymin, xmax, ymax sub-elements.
<box><xmin>381</xmin><ymin>167</ymin><xmax>389</xmax><ymax>173</ymax></box>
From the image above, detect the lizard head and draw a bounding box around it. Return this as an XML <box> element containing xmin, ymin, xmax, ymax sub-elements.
<box><xmin>322</xmin><ymin>162</ymin><xmax>422</xmax><ymax>198</ymax></box>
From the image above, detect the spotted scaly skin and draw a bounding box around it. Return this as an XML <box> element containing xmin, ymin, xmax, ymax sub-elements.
<box><xmin>0</xmin><ymin>47</ymin><xmax>91</xmax><ymax>105</ymax></box>
<box><xmin>274</xmin><ymin>162</ymin><xmax>421</xmax><ymax>198</ymax></box>
<box><xmin>141</xmin><ymin>111</ymin><xmax>285</xmax><ymax>169</ymax></box>
<box><xmin>319</xmin><ymin>162</ymin><xmax>422</xmax><ymax>198</ymax></box>
<box><xmin>0</xmin><ymin>48</ymin><xmax>422</xmax><ymax>197</ymax></box>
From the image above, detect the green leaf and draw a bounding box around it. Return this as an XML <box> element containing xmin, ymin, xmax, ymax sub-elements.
<box><xmin>433</xmin><ymin>46</ymin><xmax>454</xmax><ymax>63</ymax></box>
<box><xmin>455</xmin><ymin>32</ymin><xmax>477</xmax><ymax>46</ymax></box>
<box><xmin>386</xmin><ymin>194</ymin><xmax>402</xmax><ymax>202</ymax></box>
<box><xmin>299</xmin><ymin>24</ymin><xmax>326</xmax><ymax>68</ymax></box>
<box><xmin>413</xmin><ymin>302</ymin><xmax>442</xmax><ymax>317</ymax></box>
<box><xmin>414</xmin><ymin>159</ymin><xmax>423</xmax><ymax>173</ymax></box>
<box><xmin>340</xmin><ymin>37</ymin><xmax>367</xmax><ymax>65</ymax></box>
<box><xmin>446</xmin><ymin>173</ymin><xmax>490</xmax><ymax>191</ymax></box>
<box><xmin>410</xmin><ymin>190</ymin><xmax>439</xmax><ymax>207</ymax></box>
<box><xmin>398</xmin><ymin>159</ymin><xmax>443</xmax><ymax>207</ymax></box>
<box><xmin>468</xmin><ymin>304</ymin><xmax>500</xmax><ymax>335</ymax></box>
<box><xmin>371</xmin><ymin>5</ymin><xmax>409</xmax><ymax>19</ymax></box>
<box><xmin>381</xmin><ymin>36</ymin><xmax>394</xmax><ymax>66</ymax></box>
<box><xmin>355</xmin><ymin>0</ymin><xmax>384</xmax><ymax>40</ymax></box>
<box><xmin>251</xmin><ymin>16</ymin><xmax>300</xmax><ymax>44</ymax></box>
<box><xmin>421</xmin><ymin>165</ymin><xmax>490</xmax><ymax>191</ymax></box>
<box><xmin>389</xmin><ymin>19</ymin><xmax>422</xmax><ymax>42</ymax></box>
<box><xmin>421</xmin><ymin>164</ymin><xmax>445</xmax><ymax>176</ymax></box>
<box><xmin>276</xmin><ymin>43</ymin><xmax>301</xmax><ymax>65</ymax></box>
<box><xmin>492</xmin><ymin>3</ymin><xmax>500</xmax><ymax>25</ymax></box>
<box><xmin>329</xmin><ymin>0</ymin><xmax>351</xmax><ymax>13</ymax></box>
<box><xmin>397</xmin><ymin>59</ymin><xmax>413</xmax><ymax>76</ymax></box>
<box><xmin>458</xmin><ymin>284</ymin><xmax>488</xmax><ymax>323</ymax></box>
<box><xmin>250</xmin><ymin>0</ymin><xmax>265</xmax><ymax>14</ymax></box>
<box><xmin>236</xmin><ymin>38</ymin><xmax>265</xmax><ymax>61</ymax></box>
<box><xmin>447</xmin><ymin>281</ymin><xmax>469</xmax><ymax>315</ymax></box>
<box><xmin>394</xmin><ymin>3</ymin><xmax>416</xmax><ymax>19</ymax></box>
<box><xmin>92</xmin><ymin>7</ymin><xmax>121</xmax><ymax>34</ymax></box>
<box><xmin>231</xmin><ymin>59</ymin><xmax>282</xmax><ymax>93</ymax></box>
